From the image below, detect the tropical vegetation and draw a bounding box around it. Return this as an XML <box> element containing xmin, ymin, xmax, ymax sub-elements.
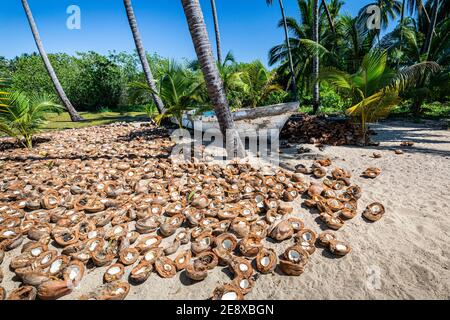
<box><xmin>0</xmin><ymin>0</ymin><xmax>448</xmax><ymax>147</ymax></box>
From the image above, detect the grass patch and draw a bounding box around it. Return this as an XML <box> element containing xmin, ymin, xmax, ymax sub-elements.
<box><xmin>42</xmin><ymin>111</ymin><xmax>149</xmax><ymax>131</ymax></box>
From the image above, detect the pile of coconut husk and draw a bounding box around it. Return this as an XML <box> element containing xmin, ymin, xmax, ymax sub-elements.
<box><xmin>0</xmin><ymin>122</ymin><xmax>384</xmax><ymax>301</ymax></box>
<box><xmin>281</xmin><ymin>114</ymin><xmax>366</xmax><ymax>146</ymax></box>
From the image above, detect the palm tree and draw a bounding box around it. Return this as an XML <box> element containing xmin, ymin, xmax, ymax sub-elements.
<box><xmin>266</xmin><ymin>0</ymin><xmax>297</xmax><ymax>95</ymax></box>
<box><xmin>0</xmin><ymin>91</ymin><xmax>62</xmax><ymax>148</ymax></box>
<box><xmin>321</xmin><ymin>50</ymin><xmax>440</xmax><ymax>141</ymax></box>
<box><xmin>181</xmin><ymin>0</ymin><xmax>245</xmax><ymax>157</ymax></box>
<box><xmin>421</xmin><ymin>0</ymin><xmax>440</xmax><ymax>57</ymax></box>
<box><xmin>312</xmin><ymin>0</ymin><xmax>320</xmax><ymax>113</ymax></box>
<box><xmin>123</xmin><ymin>0</ymin><xmax>166</xmax><ymax>115</ymax></box>
<box><xmin>210</xmin><ymin>0</ymin><xmax>223</xmax><ymax>64</ymax></box>
<box><xmin>21</xmin><ymin>0</ymin><xmax>83</xmax><ymax>122</ymax></box>
<box><xmin>241</xmin><ymin>61</ymin><xmax>283</xmax><ymax>108</ymax></box>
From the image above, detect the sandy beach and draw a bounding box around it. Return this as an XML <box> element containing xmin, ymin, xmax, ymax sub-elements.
<box><xmin>1</xmin><ymin>119</ymin><xmax>449</xmax><ymax>300</ymax></box>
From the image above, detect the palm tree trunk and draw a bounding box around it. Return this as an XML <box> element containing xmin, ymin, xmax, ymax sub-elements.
<box><xmin>181</xmin><ymin>0</ymin><xmax>245</xmax><ymax>158</ymax></box>
<box><xmin>210</xmin><ymin>0</ymin><xmax>223</xmax><ymax>64</ymax></box>
<box><xmin>312</xmin><ymin>0</ymin><xmax>320</xmax><ymax>114</ymax></box>
<box><xmin>123</xmin><ymin>0</ymin><xmax>166</xmax><ymax>115</ymax></box>
<box><xmin>321</xmin><ymin>0</ymin><xmax>335</xmax><ymax>36</ymax></box>
<box><xmin>398</xmin><ymin>0</ymin><xmax>406</xmax><ymax>68</ymax></box>
<box><xmin>278</xmin><ymin>0</ymin><xmax>297</xmax><ymax>96</ymax></box>
<box><xmin>421</xmin><ymin>0</ymin><xmax>439</xmax><ymax>58</ymax></box>
<box><xmin>21</xmin><ymin>0</ymin><xmax>83</xmax><ymax>122</ymax></box>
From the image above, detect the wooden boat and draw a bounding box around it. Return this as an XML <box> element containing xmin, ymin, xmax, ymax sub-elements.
<box><xmin>180</xmin><ymin>102</ymin><xmax>299</xmax><ymax>133</ymax></box>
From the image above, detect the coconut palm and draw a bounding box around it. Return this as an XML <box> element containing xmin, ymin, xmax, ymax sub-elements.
<box><xmin>21</xmin><ymin>0</ymin><xmax>82</xmax><ymax>122</ymax></box>
<box><xmin>421</xmin><ymin>0</ymin><xmax>440</xmax><ymax>57</ymax></box>
<box><xmin>320</xmin><ymin>50</ymin><xmax>440</xmax><ymax>142</ymax></box>
<box><xmin>381</xmin><ymin>16</ymin><xmax>449</xmax><ymax>113</ymax></box>
<box><xmin>266</xmin><ymin>0</ymin><xmax>297</xmax><ymax>95</ymax></box>
<box><xmin>0</xmin><ymin>91</ymin><xmax>62</xmax><ymax>148</ymax></box>
<box><xmin>210</xmin><ymin>0</ymin><xmax>223</xmax><ymax>64</ymax></box>
<box><xmin>181</xmin><ymin>0</ymin><xmax>244</xmax><ymax>157</ymax></box>
<box><xmin>241</xmin><ymin>61</ymin><xmax>284</xmax><ymax>108</ymax></box>
<box><xmin>123</xmin><ymin>0</ymin><xmax>166</xmax><ymax>115</ymax></box>
<box><xmin>312</xmin><ymin>0</ymin><xmax>320</xmax><ymax>113</ymax></box>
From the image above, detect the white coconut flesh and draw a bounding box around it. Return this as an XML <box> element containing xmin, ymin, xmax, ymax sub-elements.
<box><xmin>135</xmin><ymin>267</ymin><xmax>146</xmax><ymax>275</ymax></box>
<box><xmin>50</xmin><ymin>260</ymin><xmax>62</xmax><ymax>273</ymax></box>
<box><xmin>145</xmin><ymin>238</ymin><xmax>157</xmax><ymax>246</ymax></box>
<box><xmin>239</xmin><ymin>279</ymin><xmax>249</xmax><ymax>289</ymax></box>
<box><xmin>302</xmin><ymin>233</ymin><xmax>312</xmax><ymax>241</ymax></box>
<box><xmin>145</xmin><ymin>252</ymin><xmax>155</xmax><ymax>261</ymax></box>
<box><xmin>239</xmin><ymin>264</ymin><xmax>248</xmax><ymax>272</ymax></box>
<box><xmin>163</xmin><ymin>264</ymin><xmax>172</xmax><ymax>271</ymax></box>
<box><xmin>113</xmin><ymin>227</ymin><xmax>123</xmax><ymax>235</ymax></box>
<box><xmin>41</xmin><ymin>254</ymin><xmax>51</xmax><ymax>264</ymax></box>
<box><xmin>288</xmin><ymin>250</ymin><xmax>301</xmax><ymax>262</ymax></box>
<box><xmin>292</xmin><ymin>222</ymin><xmax>300</xmax><ymax>229</ymax></box>
<box><xmin>113</xmin><ymin>288</ymin><xmax>125</xmax><ymax>295</ymax></box>
<box><xmin>125</xmin><ymin>252</ymin><xmax>134</xmax><ymax>261</ymax></box>
<box><xmin>3</xmin><ymin>230</ymin><xmax>15</xmax><ymax>237</ymax></box>
<box><xmin>69</xmin><ymin>268</ymin><xmax>79</xmax><ymax>280</ymax></box>
<box><xmin>336</xmin><ymin>244</ymin><xmax>348</xmax><ymax>252</ymax></box>
<box><xmin>242</xmin><ymin>209</ymin><xmax>251</xmax><ymax>216</ymax></box>
<box><xmin>108</xmin><ymin>266</ymin><xmax>121</xmax><ymax>275</ymax></box>
<box><xmin>89</xmin><ymin>242</ymin><xmax>99</xmax><ymax>251</ymax></box>
<box><xmin>31</xmin><ymin>248</ymin><xmax>42</xmax><ymax>257</ymax></box>
<box><xmin>260</xmin><ymin>256</ymin><xmax>270</xmax><ymax>267</ymax></box>
<box><xmin>151</xmin><ymin>207</ymin><xmax>159</xmax><ymax>214</ymax></box>
<box><xmin>87</xmin><ymin>231</ymin><xmax>97</xmax><ymax>239</ymax></box>
<box><xmin>222</xmin><ymin>240</ymin><xmax>232</xmax><ymax>250</ymax></box>
<box><xmin>178</xmin><ymin>257</ymin><xmax>185</xmax><ymax>264</ymax></box>
<box><xmin>48</xmin><ymin>197</ymin><xmax>58</xmax><ymax>205</ymax></box>
<box><xmin>200</xmin><ymin>238</ymin><xmax>210</xmax><ymax>246</ymax></box>
<box><xmin>221</xmin><ymin>291</ymin><xmax>238</xmax><ymax>300</ymax></box>
<box><xmin>175</xmin><ymin>204</ymin><xmax>182</xmax><ymax>210</ymax></box>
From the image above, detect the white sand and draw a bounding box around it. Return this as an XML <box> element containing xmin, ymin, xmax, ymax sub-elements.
<box><xmin>1</xmin><ymin>119</ymin><xmax>449</xmax><ymax>299</ymax></box>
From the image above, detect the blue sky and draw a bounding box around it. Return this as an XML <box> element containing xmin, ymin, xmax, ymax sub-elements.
<box><xmin>2</xmin><ymin>0</ymin><xmax>379</xmax><ymax>65</ymax></box>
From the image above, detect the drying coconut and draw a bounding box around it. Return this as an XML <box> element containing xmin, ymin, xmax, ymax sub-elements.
<box><xmin>279</xmin><ymin>245</ymin><xmax>309</xmax><ymax>276</ymax></box>
<box><xmin>104</xmin><ymin>264</ymin><xmax>125</xmax><ymax>283</ymax></box>
<box><xmin>329</xmin><ymin>240</ymin><xmax>352</xmax><ymax>256</ymax></box>
<box><xmin>129</xmin><ymin>261</ymin><xmax>153</xmax><ymax>284</ymax></box>
<box><xmin>0</xmin><ymin>249</ymin><xmax>4</xmax><ymax>264</ymax></box>
<box><xmin>363</xmin><ymin>202</ymin><xmax>385</xmax><ymax>221</ymax></box>
<box><xmin>255</xmin><ymin>248</ymin><xmax>277</xmax><ymax>274</ymax></box>
<box><xmin>185</xmin><ymin>261</ymin><xmax>208</xmax><ymax>281</ymax></box>
<box><xmin>7</xmin><ymin>286</ymin><xmax>37</xmax><ymax>300</ymax></box>
<box><xmin>195</xmin><ymin>251</ymin><xmax>219</xmax><ymax>270</ymax></box>
<box><xmin>229</xmin><ymin>257</ymin><xmax>253</xmax><ymax>278</ymax></box>
<box><xmin>318</xmin><ymin>231</ymin><xmax>337</xmax><ymax>246</ymax></box>
<box><xmin>37</xmin><ymin>280</ymin><xmax>73</xmax><ymax>300</ymax></box>
<box><xmin>0</xmin><ymin>286</ymin><xmax>5</xmax><ymax>300</ymax></box>
<box><xmin>232</xmin><ymin>275</ymin><xmax>254</xmax><ymax>295</ymax></box>
<box><xmin>239</xmin><ymin>235</ymin><xmax>263</xmax><ymax>257</ymax></box>
<box><xmin>155</xmin><ymin>257</ymin><xmax>177</xmax><ymax>278</ymax></box>
<box><xmin>79</xmin><ymin>281</ymin><xmax>130</xmax><ymax>300</ymax></box>
<box><xmin>119</xmin><ymin>248</ymin><xmax>140</xmax><ymax>266</ymax></box>
<box><xmin>268</xmin><ymin>219</ymin><xmax>294</xmax><ymax>241</ymax></box>
<box><xmin>174</xmin><ymin>250</ymin><xmax>192</xmax><ymax>271</ymax></box>
<box><xmin>48</xmin><ymin>255</ymin><xmax>70</xmax><ymax>277</ymax></box>
<box><xmin>362</xmin><ymin>167</ymin><xmax>381</xmax><ymax>179</ymax></box>
<box><xmin>212</xmin><ymin>284</ymin><xmax>244</xmax><ymax>300</ymax></box>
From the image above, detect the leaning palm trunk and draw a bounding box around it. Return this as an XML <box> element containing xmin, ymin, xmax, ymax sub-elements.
<box><xmin>321</xmin><ymin>0</ymin><xmax>335</xmax><ymax>35</ymax></box>
<box><xmin>278</xmin><ymin>0</ymin><xmax>297</xmax><ymax>95</ymax></box>
<box><xmin>21</xmin><ymin>0</ymin><xmax>83</xmax><ymax>122</ymax></box>
<box><xmin>181</xmin><ymin>0</ymin><xmax>245</xmax><ymax>158</ymax></box>
<box><xmin>421</xmin><ymin>0</ymin><xmax>439</xmax><ymax>58</ymax></box>
<box><xmin>210</xmin><ymin>0</ymin><xmax>223</xmax><ymax>64</ymax></box>
<box><xmin>312</xmin><ymin>0</ymin><xmax>320</xmax><ymax>113</ymax></box>
<box><xmin>123</xmin><ymin>0</ymin><xmax>166</xmax><ymax>115</ymax></box>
